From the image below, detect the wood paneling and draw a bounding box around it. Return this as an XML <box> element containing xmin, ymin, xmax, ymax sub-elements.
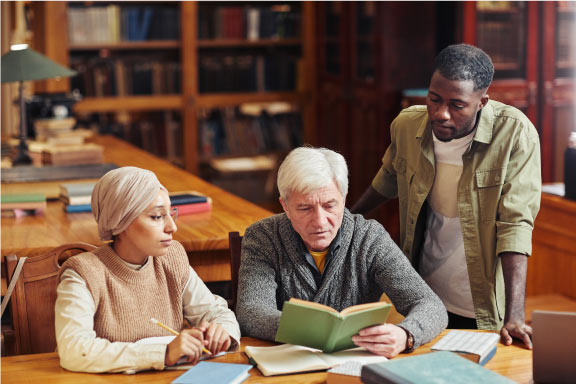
<box><xmin>527</xmin><ymin>193</ymin><xmax>576</xmax><ymax>299</ymax></box>
<box><xmin>30</xmin><ymin>2</ymin><xmax>70</xmax><ymax>93</ymax></box>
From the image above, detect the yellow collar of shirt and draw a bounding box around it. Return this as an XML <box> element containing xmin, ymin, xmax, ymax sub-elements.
<box><xmin>308</xmin><ymin>249</ymin><xmax>329</xmax><ymax>274</ymax></box>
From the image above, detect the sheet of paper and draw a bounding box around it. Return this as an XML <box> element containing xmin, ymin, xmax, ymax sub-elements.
<box><xmin>431</xmin><ymin>330</ymin><xmax>499</xmax><ymax>355</ymax></box>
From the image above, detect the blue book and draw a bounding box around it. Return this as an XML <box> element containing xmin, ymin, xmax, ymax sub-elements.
<box><xmin>65</xmin><ymin>204</ymin><xmax>92</xmax><ymax>213</ymax></box>
<box><xmin>169</xmin><ymin>192</ymin><xmax>208</xmax><ymax>206</ymax></box>
<box><xmin>171</xmin><ymin>361</ymin><xmax>251</xmax><ymax>384</ymax></box>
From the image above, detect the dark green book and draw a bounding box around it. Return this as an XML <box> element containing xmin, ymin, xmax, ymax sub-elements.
<box><xmin>361</xmin><ymin>351</ymin><xmax>515</xmax><ymax>384</ymax></box>
<box><xmin>275</xmin><ymin>298</ymin><xmax>391</xmax><ymax>353</ymax></box>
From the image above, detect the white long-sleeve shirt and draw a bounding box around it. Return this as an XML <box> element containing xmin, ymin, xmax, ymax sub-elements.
<box><xmin>55</xmin><ymin>259</ymin><xmax>240</xmax><ymax>373</ymax></box>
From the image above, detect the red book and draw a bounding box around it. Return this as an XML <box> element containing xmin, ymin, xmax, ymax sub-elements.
<box><xmin>176</xmin><ymin>201</ymin><xmax>212</xmax><ymax>215</ymax></box>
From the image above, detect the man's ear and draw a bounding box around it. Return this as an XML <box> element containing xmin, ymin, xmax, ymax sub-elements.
<box><xmin>479</xmin><ymin>93</ymin><xmax>490</xmax><ymax>110</ymax></box>
<box><xmin>279</xmin><ymin>197</ymin><xmax>289</xmax><ymax>217</ymax></box>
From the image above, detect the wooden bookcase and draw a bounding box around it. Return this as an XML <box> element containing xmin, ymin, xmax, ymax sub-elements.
<box><xmin>459</xmin><ymin>1</ymin><xmax>576</xmax><ymax>183</ymax></box>
<box><xmin>315</xmin><ymin>2</ymin><xmax>438</xmax><ymax>241</ymax></box>
<box><xmin>31</xmin><ymin>1</ymin><xmax>316</xmax><ymax>174</ymax></box>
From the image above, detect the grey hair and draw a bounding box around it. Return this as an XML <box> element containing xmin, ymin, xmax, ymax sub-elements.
<box><xmin>433</xmin><ymin>43</ymin><xmax>494</xmax><ymax>91</ymax></box>
<box><xmin>277</xmin><ymin>146</ymin><xmax>348</xmax><ymax>200</ymax></box>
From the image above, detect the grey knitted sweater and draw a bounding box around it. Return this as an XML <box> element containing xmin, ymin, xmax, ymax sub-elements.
<box><xmin>236</xmin><ymin>209</ymin><xmax>448</xmax><ymax>348</ymax></box>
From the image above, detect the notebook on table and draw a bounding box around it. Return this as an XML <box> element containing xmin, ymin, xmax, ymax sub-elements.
<box><xmin>532</xmin><ymin>310</ymin><xmax>576</xmax><ymax>383</ymax></box>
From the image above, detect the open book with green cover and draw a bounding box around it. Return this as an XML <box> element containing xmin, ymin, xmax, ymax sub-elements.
<box><xmin>275</xmin><ymin>298</ymin><xmax>392</xmax><ymax>353</ymax></box>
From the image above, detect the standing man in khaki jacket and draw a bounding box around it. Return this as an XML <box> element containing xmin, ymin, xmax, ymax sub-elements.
<box><xmin>352</xmin><ymin>44</ymin><xmax>540</xmax><ymax>349</ymax></box>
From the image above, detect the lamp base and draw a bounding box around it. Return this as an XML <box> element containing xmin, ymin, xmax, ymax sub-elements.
<box><xmin>12</xmin><ymin>139</ymin><xmax>32</xmax><ymax>166</ymax></box>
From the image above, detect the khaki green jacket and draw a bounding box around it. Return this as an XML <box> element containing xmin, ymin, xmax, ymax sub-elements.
<box><xmin>372</xmin><ymin>100</ymin><xmax>541</xmax><ymax>329</ymax></box>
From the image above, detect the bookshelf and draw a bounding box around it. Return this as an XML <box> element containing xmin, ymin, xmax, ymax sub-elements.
<box><xmin>31</xmin><ymin>1</ymin><xmax>316</xmax><ymax>174</ymax></box>
<box><xmin>460</xmin><ymin>1</ymin><xmax>576</xmax><ymax>183</ymax></box>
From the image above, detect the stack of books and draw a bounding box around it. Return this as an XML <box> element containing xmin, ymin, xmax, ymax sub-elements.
<box><xmin>1</xmin><ymin>193</ymin><xmax>47</xmax><ymax>217</ymax></box>
<box><xmin>169</xmin><ymin>191</ymin><xmax>212</xmax><ymax>215</ymax></box>
<box><xmin>28</xmin><ymin>118</ymin><xmax>99</xmax><ymax>166</ymax></box>
<box><xmin>43</xmin><ymin>143</ymin><xmax>104</xmax><ymax>166</ymax></box>
<box><xmin>34</xmin><ymin>117</ymin><xmax>93</xmax><ymax>145</ymax></box>
<box><xmin>60</xmin><ymin>182</ymin><xmax>96</xmax><ymax>213</ymax></box>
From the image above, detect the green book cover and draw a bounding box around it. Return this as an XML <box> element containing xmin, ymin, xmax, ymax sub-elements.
<box><xmin>1</xmin><ymin>193</ymin><xmax>46</xmax><ymax>203</ymax></box>
<box><xmin>361</xmin><ymin>351</ymin><xmax>515</xmax><ymax>384</ymax></box>
<box><xmin>275</xmin><ymin>299</ymin><xmax>392</xmax><ymax>353</ymax></box>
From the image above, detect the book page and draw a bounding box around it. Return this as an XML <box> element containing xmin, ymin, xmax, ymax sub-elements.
<box><xmin>431</xmin><ymin>330</ymin><xmax>499</xmax><ymax>359</ymax></box>
<box><xmin>245</xmin><ymin>344</ymin><xmax>330</xmax><ymax>376</ymax></box>
<box><xmin>340</xmin><ymin>301</ymin><xmax>390</xmax><ymax>316</ymax></box>
<box><xmin>289</xmin><ymin>298</ymin><xmax>338</xmax><ymax>313</ymax></box>
<box><xmin>319</xmin><ymin>347</ymin><xmax>388</xmax><ymax>367</ymax></box>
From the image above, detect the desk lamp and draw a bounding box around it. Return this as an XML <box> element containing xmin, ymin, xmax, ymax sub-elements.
<box><xmin>1</xmin><ymin>44</ymin><xmax>76</xmax><ymax>165</ymax></box>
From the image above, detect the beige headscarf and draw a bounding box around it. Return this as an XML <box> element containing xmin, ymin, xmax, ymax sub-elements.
<box><xmin>91</xmin><ymin>166</ymin><xmax>167</xmax><ymax>241</ymax></box>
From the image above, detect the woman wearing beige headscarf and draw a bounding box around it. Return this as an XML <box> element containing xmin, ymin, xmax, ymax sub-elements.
<box><xmin>54</xmin><ymin>167</ymin><xmax>240</xmax><ymax>373</ymax></box>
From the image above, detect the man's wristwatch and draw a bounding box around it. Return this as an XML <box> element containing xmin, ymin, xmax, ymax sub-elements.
<box><xmin>400</xmin><ymin>327</ymin><xmax>415</xmax><ymax>353</ymax></box>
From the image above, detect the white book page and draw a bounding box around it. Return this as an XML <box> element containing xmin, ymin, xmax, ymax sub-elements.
<box><xmin>318</xmin><ymin>347</ymin><xmax>388</xmax><ymax>367</ymax></box>
<box><xmin>245</xmin><ymin>344</ymin><xmax>330</xmax><ymax>376</ymax></box>
<box><xmin>431</xmin><ymin>330</ymin><xmax>499</xmax><ymax>358</ymax></box>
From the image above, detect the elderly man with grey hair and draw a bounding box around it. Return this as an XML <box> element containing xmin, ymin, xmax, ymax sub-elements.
<box><xmin>236</xmin><ymin>147</ymin><xmax>447</xmax><ymax>357</ymax></box>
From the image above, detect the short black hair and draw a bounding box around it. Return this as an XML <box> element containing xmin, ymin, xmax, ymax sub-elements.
<box><xmin>433</xmin><ymin>44</ymin><xmax>494</xmax><ymax>91</ymax></box>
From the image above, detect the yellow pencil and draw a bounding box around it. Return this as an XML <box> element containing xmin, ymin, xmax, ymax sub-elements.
<box><xmin>150</xmin><ymin>318</ymin><xmax>213</xmax><ymax>356</ymax></box>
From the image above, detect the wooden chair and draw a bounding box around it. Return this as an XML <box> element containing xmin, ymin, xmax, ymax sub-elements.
<box><xmin>228</xmin><ymin>232</ymin><xmax>242</xmax><ymax>311</ymax></box>
<box><xmin>3</xmin><ymin>242</ymin><xmax>97</xmax><ymax>355</ymax></box>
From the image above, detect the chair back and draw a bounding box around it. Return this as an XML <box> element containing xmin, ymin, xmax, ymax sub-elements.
<box><xmin>4</xmin><ymin>242</ymin><xmax>97</xmax><ymax>355</ymax></box>
<box><xmin>228</xmin><ymin>232</ymin><xmax>243</xmax><ymax>311</ymax></box>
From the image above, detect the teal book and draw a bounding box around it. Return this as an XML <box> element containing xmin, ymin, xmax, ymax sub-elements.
<box><xmin>59</xmin><ymin>182</ymin><xmax>96</xmax><ymax>197</ymax></box>
<box><xmin>361</xmin><ymin>351</ymin><xmax>515</xmax><ymax>384</ymax></box>
<box><xmin>275</xmin><ymin>298</ymin><xmax>391</xmax><ymax>353</ymax></box>
<box><xmin>171</xmin><ymin>361</ymin><xmax>251</xmax><ymax>384</ymax></box>
<box><xmin>65</xmin><ymin>203</ymin><xmax>92</xmax><ymax>213</ymax></box>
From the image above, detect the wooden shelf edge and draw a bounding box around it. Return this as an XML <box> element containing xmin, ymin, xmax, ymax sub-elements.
<box><xmin>197</xmin><ymin>38</ymin><xmax>301</xmax><ymax>48</ymax></box>
<box><xmin>69</xmin><ymin>40</ymin><xmax>180</xmax><ymax>51</ymax></box>
<box><xmin>74</xmin><ymin>95</ymin><xmax>183</xmax><ymax>113</ymax></box>
<box><xmin>196</xmin><ymin>92</ymin><xmax>308</xmax><ymax>108</ymax></box>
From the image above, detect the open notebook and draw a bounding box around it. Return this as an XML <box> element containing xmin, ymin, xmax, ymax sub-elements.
<box><xmin>245</xmin><ymin>343</ymin><xmax>387</xmax><ymax>376</ymax></box>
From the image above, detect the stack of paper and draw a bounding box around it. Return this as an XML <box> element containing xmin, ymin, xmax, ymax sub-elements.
<box><xmin>431</xmin><ymin>330</ymin><xmax>500</xmax><ymax>365</ymax></box>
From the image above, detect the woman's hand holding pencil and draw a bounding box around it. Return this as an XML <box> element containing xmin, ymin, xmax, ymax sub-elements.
<box><xmin>151</xmin><ymin>318</ymin><xmax>212</xmax><ymax>367</ymax></box>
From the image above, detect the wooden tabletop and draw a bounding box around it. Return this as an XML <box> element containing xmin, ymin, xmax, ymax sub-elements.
<box><xmin>1</xmin><ymin>331</ymin><xmax>533</xmax><ymax>384</ymax></box>
<box><xmin>1</xmin><ymin>135</ymin><xmax>272</xmax><ymax>283</ymax></box>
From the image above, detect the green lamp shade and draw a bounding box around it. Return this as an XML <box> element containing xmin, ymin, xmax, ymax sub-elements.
<box><xmin>1</xmin><ymin>47</ymin><xmax>76</xmax><ymax>83</ymax></box>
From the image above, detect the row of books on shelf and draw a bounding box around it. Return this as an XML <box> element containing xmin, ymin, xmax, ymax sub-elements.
<box><xmin>70</xmin><ymin>57</ymin><xmax>181</xmax><ymax>97</ymax></box>
<box><xmin>198</xmin><ymin>53</ymin><xmax>298</xmax><ymax>93</ymax></box>
<box><xmin>477</xmin><ymin>21</ymin><xmax>521</xmax><ymax>66</ymax></box>
<box><xmin>198</xmin><ymin>4</ymin><xmax>301</xmax><ymax>40</ymax></box>
<box><xmin>198</xmin><ymin>104</ymin><xmax>302</xmax><ymax>157</ymax></box>
<box><xmin>95</xmin><ymin>111</ymin><xmax>182</xmax><ymax>166</ymax></box>
<box><xmin>68</xmin><ymin>4</ymin><xmax>179</xmax><ymax>44</ymax></box>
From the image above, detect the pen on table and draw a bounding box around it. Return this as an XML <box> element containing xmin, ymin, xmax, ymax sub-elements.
<box><xmin>150</xmin><ymin>318</ymin><xmax>213</xmax><ymax>356</ymax></box>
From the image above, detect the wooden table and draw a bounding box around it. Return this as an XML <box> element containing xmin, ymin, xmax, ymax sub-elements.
<box><xmin>1</xmin><ymin>331</ymin><xmax>533</xmax><ymax>384</ymax></box>
<box><xmin>1</xmin><ymin>135</ymin><xmax>272</xmax><ymax>285</ymax></box>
